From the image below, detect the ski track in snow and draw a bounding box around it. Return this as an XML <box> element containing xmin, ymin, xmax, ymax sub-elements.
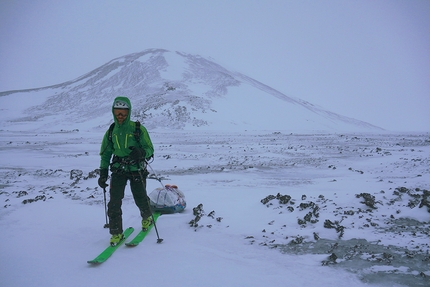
<box><xmin>0</xmin><ymin>130</ymin><xmax>429</xmax><ymax>287</ymax></box>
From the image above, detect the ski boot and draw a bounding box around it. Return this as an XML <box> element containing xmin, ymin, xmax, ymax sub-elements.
<box><xmin>110</xmin><ymin>233</ymin><xmax>124</xmax><ymax>246</ymax></box>
<box><xmin>141</xmin><ymin>216</ymin><xmax>153</xmax><ymax>231</ymax></box>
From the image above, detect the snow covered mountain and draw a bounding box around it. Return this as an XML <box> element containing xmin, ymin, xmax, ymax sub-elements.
<box><xmin>0</xmin><ymin>48</ymin><xmax>382</xmax><ymax>132</ymax></box>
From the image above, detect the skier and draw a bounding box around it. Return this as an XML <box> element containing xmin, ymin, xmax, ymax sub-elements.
<box><xmin>98</xmin><ymin>96</ymin><xmax>154</xmax><ymax>246</ymax></box>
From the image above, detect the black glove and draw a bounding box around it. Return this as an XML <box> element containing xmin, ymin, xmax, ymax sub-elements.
<box><xmin>98</xmin><ymin>168</ymin><xmax>109</xmax><ymax>188</ymax></box>
<box><xmin>129</xmin><ymin>146</ymin><xmax>146</xmax><ymax>162</ymax></box>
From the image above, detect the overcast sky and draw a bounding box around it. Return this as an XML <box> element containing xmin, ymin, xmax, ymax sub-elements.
<box><xmin>1</xmin><ymin>0</ymin><xmax>429</xmax><ymax>131</ymax></box>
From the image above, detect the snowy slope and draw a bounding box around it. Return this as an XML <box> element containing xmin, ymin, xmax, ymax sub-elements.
<box><xmin>0</xmin><ymin>130</ymin><xmax>429</xmax><ymax>287</ymax></box>
<box><xmin>0</xmin><ymin>49</ymin><xmax>382</xmax><ymax>133</ymax></box>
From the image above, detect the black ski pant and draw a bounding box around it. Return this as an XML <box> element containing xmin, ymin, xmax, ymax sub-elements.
<box><xmin>108</xmin><ymin>170</ymin><xmax>152</xmax><ymax>235</ymax></box>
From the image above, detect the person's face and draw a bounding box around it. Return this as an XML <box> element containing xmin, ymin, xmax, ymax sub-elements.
<box><xmin>113</xmin><ymin>108</ymin><xmax>129</xmax><ymax>124</ymax></box>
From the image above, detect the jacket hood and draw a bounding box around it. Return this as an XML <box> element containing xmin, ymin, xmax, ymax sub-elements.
<box><xmin>112</xmin><ymin>96</ymin><xmax>132</xmax><ymax>125</ymax></box>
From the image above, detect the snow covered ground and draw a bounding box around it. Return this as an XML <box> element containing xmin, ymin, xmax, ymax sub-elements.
<box><xmin>0</xmin><ymin>129</ymin><xmax>429</xmax><ymax>287</ymax></box>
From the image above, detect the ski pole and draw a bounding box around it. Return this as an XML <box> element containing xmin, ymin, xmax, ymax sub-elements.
<box><xmin>138</xmin><ymin>167</ymin><xmax>163</xmax><ymax>244</ymax></box>
<box><xmin>102</xmin><ymin>187</ymin><xmax>110</xmax><ymax>228</ymax></box>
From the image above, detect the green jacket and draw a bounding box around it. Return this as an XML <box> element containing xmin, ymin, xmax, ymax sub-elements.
<box><xmin>99</xmin><ymin>96</ymin><xmax>154</xmax><ymax>171</ymax></box>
